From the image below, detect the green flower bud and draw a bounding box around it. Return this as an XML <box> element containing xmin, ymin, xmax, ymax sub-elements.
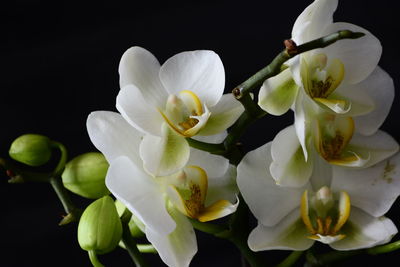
<box><xmin>62</xmin><ymin>152</ymin><xmax>110</xmax><ymax>199</ymax></box>
<box><xmin>9</xmin><ymin>134</ymin><xmax>52</xmax><ymax>166</ymax></box>
<box><xmin>78</xmin><ymin>196</ymin><xmax>122</xmax><ymax>255</ymax></box>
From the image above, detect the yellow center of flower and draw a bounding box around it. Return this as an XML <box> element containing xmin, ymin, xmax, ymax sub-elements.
<box><xmin>300</xmin><ymin>186</ymin><xmax>351</xmax><ymax>244</ymax></box>
<box><xmin>301</xmin><ymin>54</ymin><xmax>347</xmax><ymax>112</ymax></box>
<box><xmin>166</xmin><ymin>166</ymin><xmax>235</xmax><ymax>222</ymax></box>
<box><xmin>159</xmin><ymin>90</ymin><xmax>210</xmax><ymax>137</ymax></box>
<box><xmin>315</xmin><ymin>114</ymin><xmax>358</xmax><ymax>165</ymax></box>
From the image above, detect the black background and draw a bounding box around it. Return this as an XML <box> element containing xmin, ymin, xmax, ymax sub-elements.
<box><xmin>1</xmin><ymin>0</ymin><xmax>399</xmax><ymax>266</ymax></box>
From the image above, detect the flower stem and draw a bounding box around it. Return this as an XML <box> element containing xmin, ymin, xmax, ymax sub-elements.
<box><xmin>88</xmin><ymin>250</ymin><xmax>105</xmax><ymax>267</ymax></box>
<box><xmin>186</xmin><ymin>138</ymin><xmax>226</xmax><ymax>155</ymax></box>
<box><xmin>121</xmin><ymin>209</ymin><xmax>149</xmax><ymax>267</ymax></box>
<box><xmin>306</xmin><ymin>240</ymin><xmax>400</xmax><ymax>266</ymax></box>
<box><xmin>275</xmin><ymin>251</ymin><xmax>304</xmax><ymax>267</ymax></box>
<box><xmin>49</xmin><ymin>174</ymin><xmax>82</xmax><ymax>225</ymax></box>
<box><xmin>226</xmin><ymin>195</ymin><xmax>266</xmax><ymax>267</ymax></box>
<box><xmin>234</xmin><ymin>30</ymin><xmax>365</xmax><ymax>99</ymax></box>
<box><xmin>367</xmin><ymin>240</ymin><xmax>400</xmax><ymax>255</ymax></box>
<box><xmin>137</xmin><ymin>244</ymin><xmax>157</xmax><ymax>254</ymax></box>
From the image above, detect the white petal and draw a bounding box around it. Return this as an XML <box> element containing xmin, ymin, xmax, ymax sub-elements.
<box><xmin>258</xmin><ymin>68</ymin><xmax>299</xmax><ymax>116</ymax></box>
<box><xmin>332</xmin><ymin>87</ymin><xmax>374</xmax><ymax>117</ymax></box>
<box><xmin>160</xmin><ymin>50</ymin><xmax>225</xmax><ymax>107</ymax></box>
<box><xmin>248</xmin><ymin>209</ymin><xmax>314</xmax><ymax>251</ymax></box>
<box><xmin>145</xmin><ymin>206</ymin><xmax>197</xmax><ymax>267</ymax></box>
<box><xmin>87</xmin><ymin>111</ymin><xmax>142</xmax><ymax>166</ymax></box>
<box><xmin>322</xmin><ymin>22</ymin><xmax>382</xmax><ymax>85</ymax></box>
<box><xmin>353</xmin><ymin>67</ymin><xmax>395</xmax><ymax>135</ymax></box>
<box><xmin>292</xmin><ymin>0</ymin><xmax>338</xmax><ymax>43</ymax></box>
<box><xmin>116</xmin><ymin>84</ymin><xmax>164</xmax><ymax>136</ymax></box>
<box><xmin>187</xmin><ymin>148</ymin><xmax>229</xmax><ymax>178</ymax></box>
<box><xmin>119</xmin><ymin>46</ymin><xmax>168</xmax><ymax>107</ymax></box>
<box><xmin>206</xmin><ymin>165</ymin><xmax>238</xmax><ymax>206</ymax></box>
<box><xmin>331</xmin><ymin>153</ymin><xmax>400</xmax><ymax>217</ymax></box>
<box><xmin>330</xmin><ymin>208</ymin><xmax>397</xmax><ymax>250</ymax></box>
<box><xmin>140</xmin><ymin>124</ymin><xmax>190</xmax><ymax>176</ymax></box>
<box><xmin>237</xmin><ymin>142</ymin><xmax>306</xmax><ymax>226</ymax></box>
<box><xmin>271</xmin><ymin>125</ymin><xmax>313</xmax><ymax>187</ymax></box>
<box><xmin>198</xmin><ymin>94</ymin><xmax>244</xmax><ymax>136</ymax></box>
<box><xmin>308</xmin><ymin>154</ymin><xmax>333</xmax><ymax>191</ymax></box>
<box><xmin>294</xmin><ymin>89</ymin><xmax>317</xmax><ymax>161</ymax></box>
<box><xmin>106</xmin><ymin>156</ymin><xmax>176</xmax><ymax>235</ymax></box>
<box><xmin>347</xmin><ymin>131</ymin><xmax>399</xmax><ymax>168</ymax></box>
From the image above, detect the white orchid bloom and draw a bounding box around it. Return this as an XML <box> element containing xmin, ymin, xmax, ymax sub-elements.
<box><xmin>269</xmin><ymin>118</ymin><xmax>398</xmax><ymax>187</ymax></box>
<box><xmin>258</xmin><ymin>0</ymin><xmax>394</xmax><ymax>160</ymax></box>
<box><xmin>87</xmin><ymin>111</ymin><xmax>238</xmax><ymax>267</ymax></box>
<box><xmin>117</xmin><ymin>47</ymin><xmax>244</xmax><ymax>176</ymax></box>
<box><xmin>237</xmin><ymin>142</ymin><xmax>400</xmax><ymax>251</ymax></box>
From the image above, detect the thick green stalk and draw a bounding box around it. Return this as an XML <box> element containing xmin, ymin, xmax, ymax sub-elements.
<box><xmin>306</xmin><ymin>240</ymin><xmax>400</xmax><ymax>266</ymax></box>
<box><xmin>49</xmin><ymin>174</ymin><xmax>82</xmax><ymax>225</ymax></box>
<box><xmin>275</xmin><ymin>251</ymin><xmax>304</xmax><ymax>267</ymax></box>
<box><xmin>235</xmin><ymin>30</ymin><xmax>364</xmax><ymax>98</ymax></box>
<box><xmin>121</xmin><ymin>209</ymin><xmax>149</xmax><ymax>267</ymax></box>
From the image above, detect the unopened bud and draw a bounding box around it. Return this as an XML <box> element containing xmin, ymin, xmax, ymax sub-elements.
<box><xmin>62</xmin><ymin>152</ymin><xmax>110</xmax><ymax>199</ymax></box>
<box><xmin>78</xmin><ymin>196</ymin><xmax>122</xmax><ymax>254</ymax></box>
<box><xmin>9</xmin><ymin>134</ymin><xmax>52</xmax><ymax>166</ymax></box>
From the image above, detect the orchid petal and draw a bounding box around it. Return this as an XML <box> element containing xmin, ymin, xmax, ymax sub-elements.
<box><xmin>119</xmin><ymin>46</ymin><xmax>167</xmax><ymax>107</ymax></box>
<box><xmin>198</xmin><ymin>94</ymin><xmax>244</xmax><ymax>136</ymax></box>
<box><xmin>106</xmin><ymin>156</ymin><xmax>176</xmax><ymax>235</ymax></box>
<box><xmin>116</xmin><ymin>84</ymin><xmax>164</xmax><ymax>136</ymax></box>
<box><xmin>331</xmin><ymin>153</ymin><xmax>400</xmax><ymax>217</ymax></box>
<box><xmin>187</xmin><ymin>148</ymin><xmax>229</xmax><ymax>178</ymax></box>
<box><xmin>87</xmin><ymin>111</ymin><xmax>142</xmax><ymax>166</ymax></box>
<box><xmin>353</xmin><ymin>67</ymin><xmax>395</xmax><ymax>135</ymax></box>
<box><xmin>237</xmin><ymin>142</ymin><xmax>306</xmax><ymax>226</ymax></box>
<box><xmin>258</xmin><ymin>68</ymin><xmax>299</xmax><ymax>116</ymax></box>
<box><xmin>271</xmin><ymin>126</ymin><xmax>313</xmax><ymax>187</ymax></box>
<box><xmin>146</xmin><ymin>205</ymin><xmax>197</xmax><ymax>267</ymax></box>
<box><xmin>292</xmin><ymin>0</ymin><xmax>338</xmax><ymax>43</ymax></box>
<box><xmin>330</xmin><ymin>208</ymin><xmax>397</xmax><ymax>250</ymax></box>
<box><xmin>206</xmin><ymin>165</ymin><xmax>238</xmax><ymax>206</ymax></box>
<box><xmin>345</xmin><ymin>131</ymin><xmax>399</xmax><ymax>168</ymax></box>
<box><xmin>140</xmin><ymin>123</ymin><xmax>190</xmax><ymax>176</ymax></box>
<box><xmin>322</xmin><ymin>22</ymin><xmax>381</xmax><ymax>85</ymax></box>
<box><xmin>160</xmin><ymin>50</ymin><xmax>225</xmax><ymax>107</ymax></box>
<box><xmin>248</xmin><ymin>209</ymin><xmax>314</xmax><ymax>251</ymax></box>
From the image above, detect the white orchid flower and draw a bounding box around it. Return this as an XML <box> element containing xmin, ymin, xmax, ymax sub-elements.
<box><xmin>269</xmin><ymin>118</ymin><xmax>398</xmax><ymax>187</ymax></box>
<box><xmin>117</xmin><ymin>46</ymin><xmax>244</xmax><ymax>176</ymax></box>
<box><xmin>87</xmin><ymin>111</ymin><xmax>238</xmax><ymax>267</ymax></box>
<box><xmin>258</xmin><ymin>0</ymin><xmax>394</xmax><ymax>160</ymax></box>
<box><xmin>237</xmin><ymin>141</ymin><xmax>400</xmax><ymax>251</ymax></box>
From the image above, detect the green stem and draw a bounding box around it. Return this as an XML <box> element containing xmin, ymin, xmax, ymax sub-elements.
<box><xmin>189</xmin><ymin>218</ymin><xmax>229</xmax><ymax>235</ymax></box>
<box><xmin>368</xmin><ymin>240</ymin><xmax>400</xmax><ymax>255</ymax></box>
<box><xmin>121</xmin><ymin>209</ymin><xmax>149</xmax><ymax>267</ymax></box>
<box><xmin>235</xmin><ymin>30</ymin><xmax>365</xmax><ymax>98</ymax></box>
<box><xmin>49</xmin><ymin>175</ymin><xmax>82</xmax><ymax>225</ymax></box>
<box><xmin>51</xmin><ymin>141</ymin><xmax>68</xmax><ymax>177</ymax></box>
<box><xmin>226</xmin><ymin>195</ymin><xmax>266</xmax><ymax>267</ymax></box>
<box><xmin>307</xmin><ymin>240</ymin><xmax>400</xmax><ymax>266</ymax></box>
<box><xmin>137</xmin><ymin>244</ymin><xmax>158</xmax><ymax>254</ymax></box>
<box><xmin>275</xmin><ymin>251</ymin><xmax>304</xmax><ymax>267</ymax></box>
<box><xmin>186</xmin><ymin>138</ymin><xmax>225</xmax><ymax>155</ymax></box>
<box><xmin>88</xmin><ymin>250</ymin><xmax>105</xmax><ymax>267</ymax></box>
